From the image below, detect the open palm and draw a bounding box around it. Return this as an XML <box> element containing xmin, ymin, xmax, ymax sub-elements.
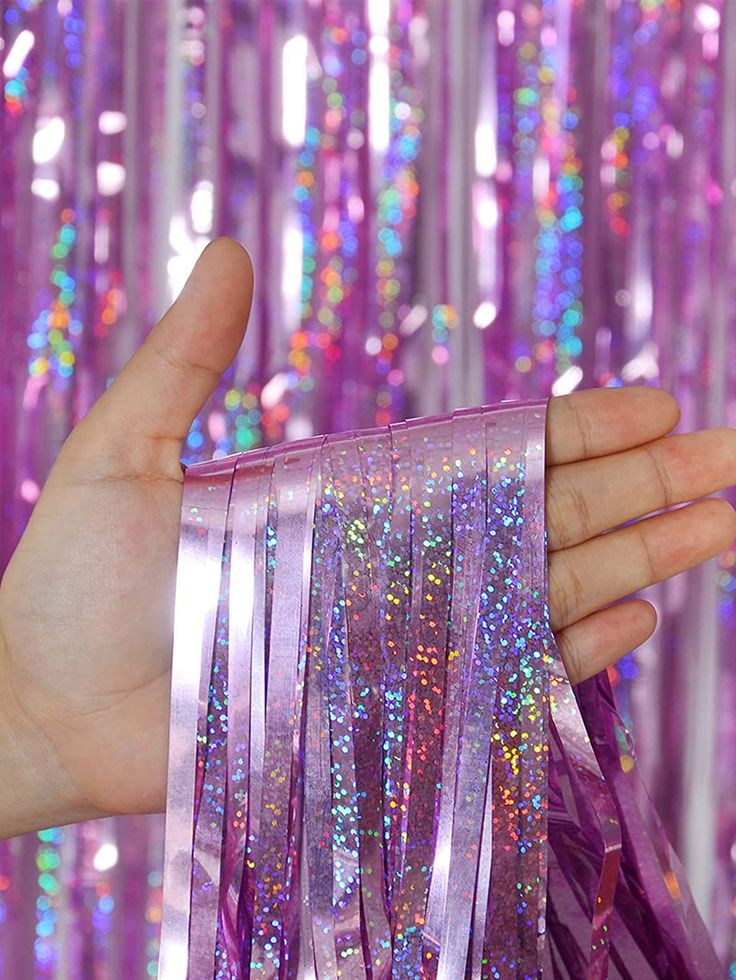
<box><xmin>1</xmin><ymin>238</ymin><xmax>734</xmax><ymax>839</ymax></box>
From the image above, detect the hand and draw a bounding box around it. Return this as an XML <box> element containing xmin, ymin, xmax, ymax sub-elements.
<box><xmin>0</xmin><ymin>238</ymin><xmax>734</xmax><ymax>840</ymax></box>
<box><xmin>545</xmin><ymin>388</ymin><xmax>736</xmax><ymax>680</ymax></box>
<box><xmin>0</xmin><ymin>238</ymin><xmax>254</xmax><ymax>837</ymax></box>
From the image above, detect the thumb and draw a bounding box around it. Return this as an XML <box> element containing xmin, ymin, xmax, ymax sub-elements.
<box><xmin>62</xmin><ymin>237</ymin><xmax>254</xmax><ymax>479</ymax></box>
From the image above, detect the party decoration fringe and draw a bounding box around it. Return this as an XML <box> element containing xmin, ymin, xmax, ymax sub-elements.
<box><xmin>159</xmin><ymin>399</ymin><xmax>720</xmax><ymax>979</ymax></box>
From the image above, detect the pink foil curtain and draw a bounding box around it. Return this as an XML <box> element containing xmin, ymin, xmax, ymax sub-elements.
<box><xmin>0</xmin><ymin>0</ymin><xmax>735</xmax><ymax>975</ymax></box>
<box><xmin>159</xmin><ymin>400</ymin><xmax>722</xmax><ymax>978</ymax></box>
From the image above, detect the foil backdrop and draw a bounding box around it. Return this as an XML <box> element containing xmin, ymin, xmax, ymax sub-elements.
<box><xmin>0</xmin><ymin>0</ymin><xmax>735</xmax><ymax>976</ymax></box>
<box><xmin>159</xmin><ymin>400</ymin><xmax>722</xmax><ymax>979</ymax></box>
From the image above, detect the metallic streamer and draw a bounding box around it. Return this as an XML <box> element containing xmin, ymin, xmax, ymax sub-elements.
<box><xmin>159</xmin><ymin>398</ymin><xmax>722</xmax><ymax>978</ymax></box>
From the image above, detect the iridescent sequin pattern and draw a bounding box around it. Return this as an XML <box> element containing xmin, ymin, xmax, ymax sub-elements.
<box><xmin>159</xmin><ymin>399</ymin><xmax>722</xmax><ymax>980</ymax></box>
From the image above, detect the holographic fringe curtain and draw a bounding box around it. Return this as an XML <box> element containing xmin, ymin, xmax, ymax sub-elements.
<box><xmin>1</xmin><ymin>0</ymin><xmax>735</xmax><ymax>975</ymax></box>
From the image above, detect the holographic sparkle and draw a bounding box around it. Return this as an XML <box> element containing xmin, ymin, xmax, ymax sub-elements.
<box><xmin>160</xmin><ymin>399</ymin><xmax>720</xmax><ymax>979</ymax></box>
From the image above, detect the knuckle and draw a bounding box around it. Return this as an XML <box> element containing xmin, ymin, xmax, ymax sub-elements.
<box><xmin>545</xmin><ymin>475</ymin><xmax>566</xmax><ymax>549</ymax></box>
<box><xmin>548</xmin><ymin>553</ymin><xmax>587</xmax><ymax>629</ymax></box>
<box><xmin>634</xmin><ymin>522</ymin><xmax>658</xmax><ymax>584</ymax></box>
<box><xmin>546</xmin><ymin>471</ymin><xmax>594</xmax><ymax>549</ymax></box>
<box><xmin>566</xmin><ymin>475</ymin><xmax>594</xmax><ymax>543</ymax></box>
<box><xmin>712</xmin><ymin>497</ymin><xmax>736</xmax><ymax>541</ymax></box>
<box><xmin>555</xmin><ymin>628</ymin><xmax>584</xmax><ymax>684</ymax></box>
<box><xmin>642</xmin><ymin>440</ymin><xmax>675</xmax><ymax>508</ymax></box>
<box><xmin>150</xmin><ymin>339</ymin><xmax>219</xmax><ymax>384</ymax></box>
<box><xmin>569</xmin><ymin>400</ymin><xmax>594</xmax><ymax>457</ymax></box>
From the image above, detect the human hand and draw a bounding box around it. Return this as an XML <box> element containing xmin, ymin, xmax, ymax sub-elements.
<box><xmin>0</xmin><ymin>238</ymin><xmax>254</xmax><ymax>837</ymax></box>
<box><xmin>545</xmin><ymin>387</ymin><xmax>736</xmax><ymax>681</ymax></box>
<box><xmin>0</xmin><ymin>238</ymin><xmax>734</xmax><ymax>839</ymax></box>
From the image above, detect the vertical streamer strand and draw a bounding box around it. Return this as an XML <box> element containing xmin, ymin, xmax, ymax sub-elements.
<box><xmin>220</xmin><ymin>449</ymin><xmax>273</xmax><ymax>974</ymax></box>
<box><xmin>250</xmin><ymin>444</ymin><xmax>320</xmax><ymax>977</ymax></box>
<box><xmin>160</xmin><ymin>458</ymin><xmax>238</xmax><ymax>980</ymax></box>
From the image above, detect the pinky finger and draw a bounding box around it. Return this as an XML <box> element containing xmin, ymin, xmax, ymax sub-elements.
<box><xmin>554</xmin><ymin>598</ymin><xmax>658</xmax><ymax>685</ymax></box>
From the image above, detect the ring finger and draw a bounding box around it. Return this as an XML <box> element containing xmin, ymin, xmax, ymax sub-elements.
<box><xmin>548</xmin><ymin>497</ymin><xmax>736</xmax><ymax>632</ymax></box>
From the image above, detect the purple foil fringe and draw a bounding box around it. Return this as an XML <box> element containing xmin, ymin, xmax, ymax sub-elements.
<box><xmin>159</xmin><ymin>398</ymin><xmax>721</xmax><ymax>980</ymax></box>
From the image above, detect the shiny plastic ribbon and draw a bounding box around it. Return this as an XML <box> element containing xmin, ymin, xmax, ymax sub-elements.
<box><xmin>159</xmin><ymin>398</ymin><xmax>721</xmax><ymax>979</ymax></box>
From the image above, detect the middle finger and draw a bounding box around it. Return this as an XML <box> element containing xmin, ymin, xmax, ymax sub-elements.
<box><xmin>546</xmin><ymin>427</ymin><xmax>736</xmax><ymax>552</ymax></box>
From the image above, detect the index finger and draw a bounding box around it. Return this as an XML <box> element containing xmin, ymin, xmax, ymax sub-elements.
<box><xmin>546</xmin><ymin>386</ymin><xmax>681</xmax><ymax>466</ymax></box>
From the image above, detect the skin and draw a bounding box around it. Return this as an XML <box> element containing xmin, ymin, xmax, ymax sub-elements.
<box><xmin>0</xmin><ymin>237</ymin><xmax>735</xmax><ymax>841</ymax></box>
